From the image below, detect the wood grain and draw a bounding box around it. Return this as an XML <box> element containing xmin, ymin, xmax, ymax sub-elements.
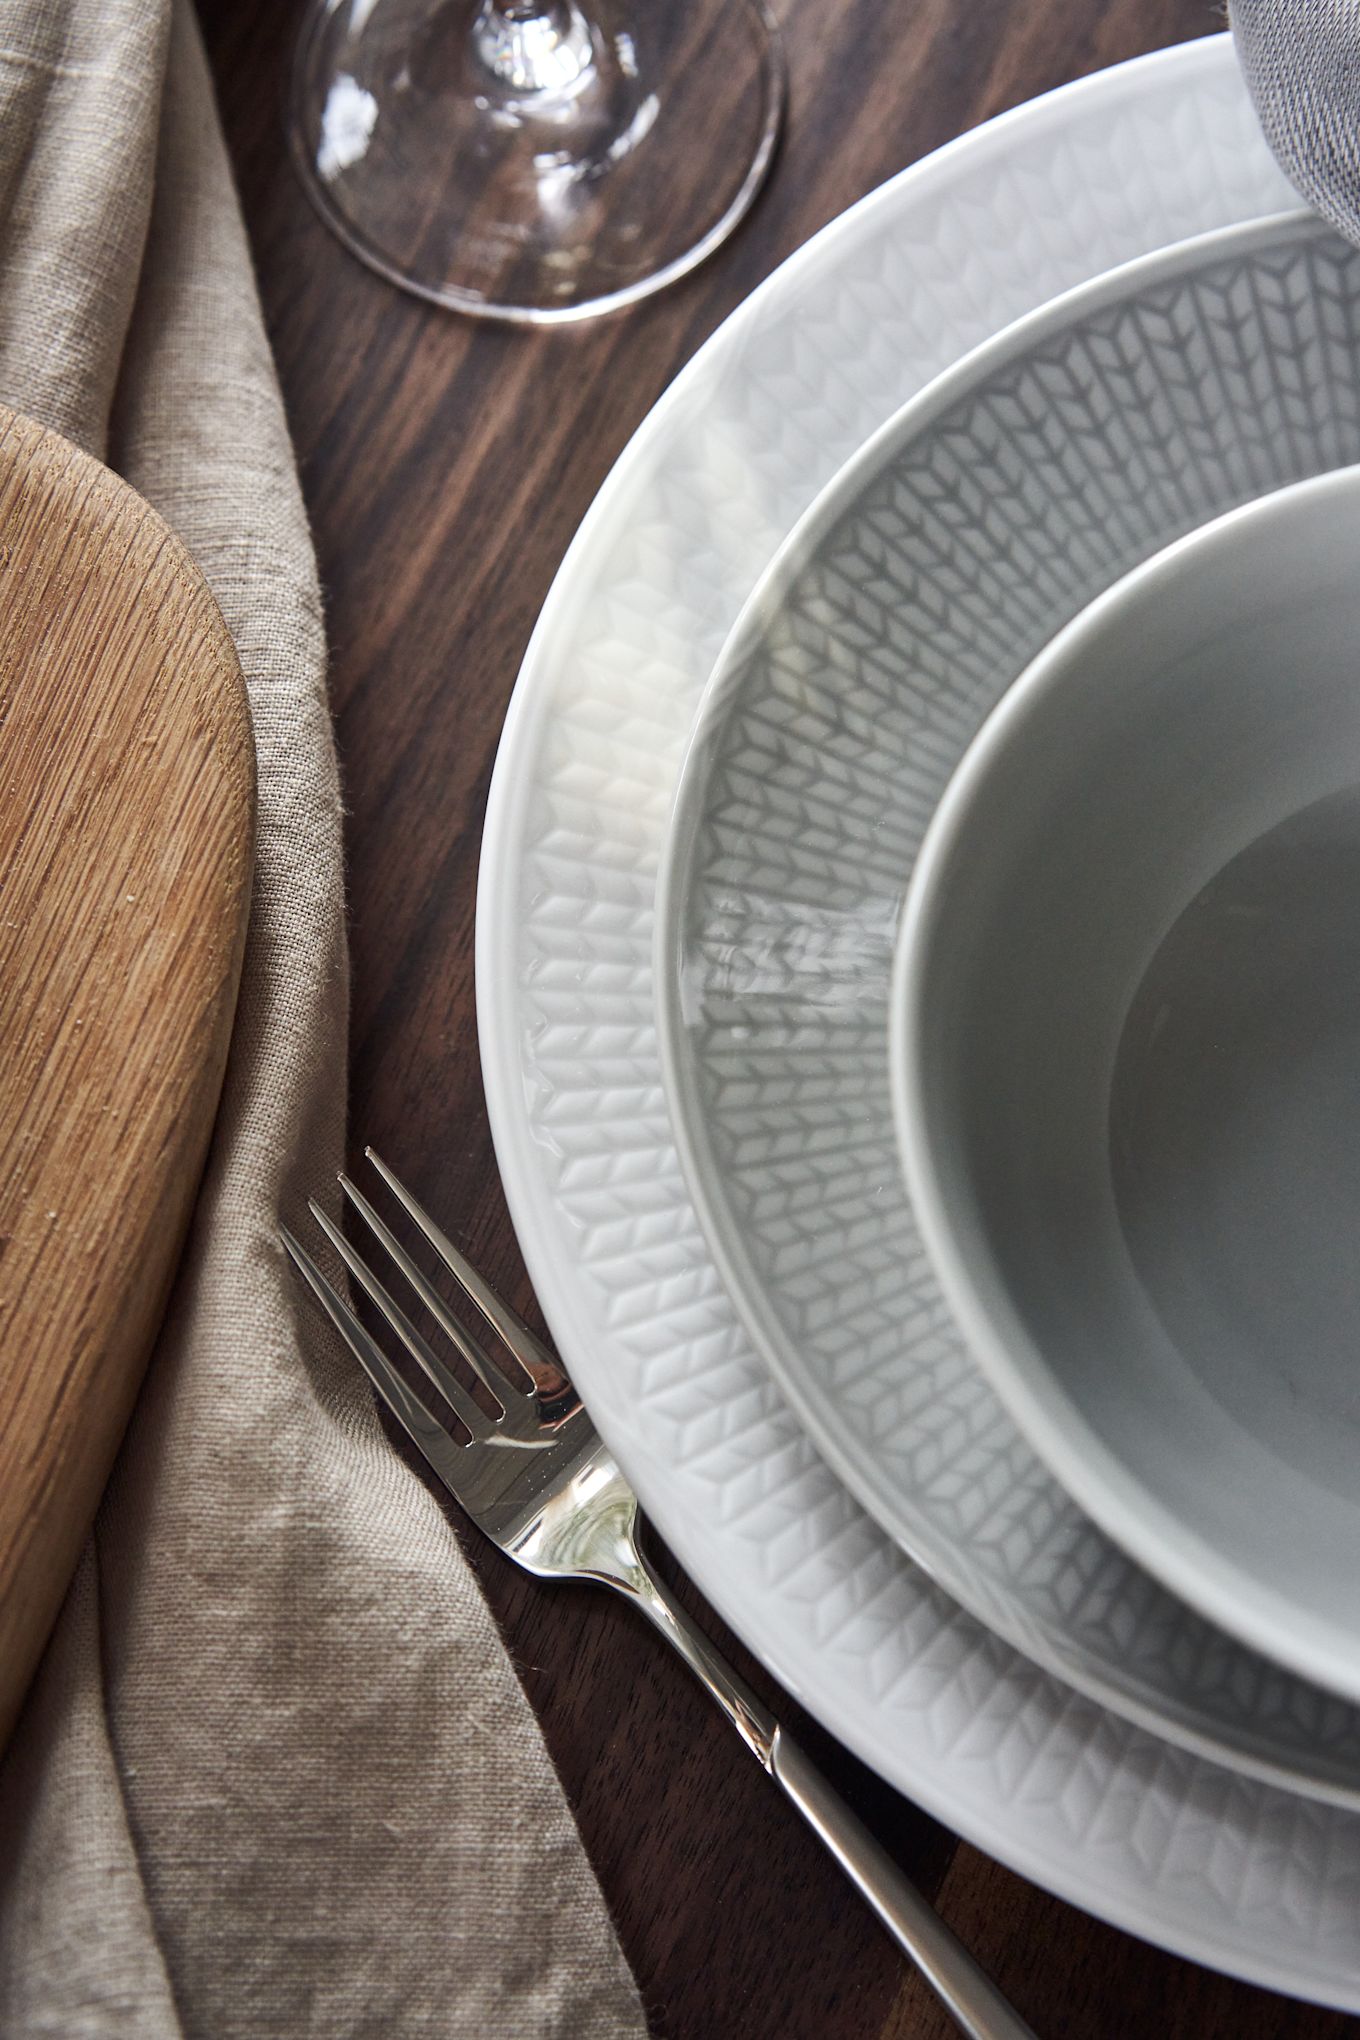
<box><xmin>197</xmin><ymin>2</ymin><xmax>1354</xmax><ymax>2034</ymax></box>
<box><xmin>0</xmin><ymin>406</ymin><xmax>254</xmax><ymax>1750</ymax></box>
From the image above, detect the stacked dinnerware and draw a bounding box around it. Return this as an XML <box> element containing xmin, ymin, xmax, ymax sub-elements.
<box><xmin>478</xmin><ymin>33</ymin><xmax>1360</xmax><ymax>2010</ymax></box>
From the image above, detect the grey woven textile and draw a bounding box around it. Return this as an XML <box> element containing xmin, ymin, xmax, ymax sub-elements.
<box><xmin>0</xmin><ymin>3</ymin><xmax>645</xmax><ymax>2034</ymax></box>
<box><xmin>1232</xmin><ymin>2</ymin><xmax>1360</xmax><ymax>240</ymax></box>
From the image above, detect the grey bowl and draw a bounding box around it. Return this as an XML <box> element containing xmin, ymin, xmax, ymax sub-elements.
<box><xmin>894</xmin><ymin>468</ymin><xmax>1360</xmax><ymax>1702</ymax></box>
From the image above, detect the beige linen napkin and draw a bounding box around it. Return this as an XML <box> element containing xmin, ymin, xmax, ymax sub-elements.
<box><xmin>0</xmin><ymin>3</ymin><xmax>645</xmax><ymax>2033</ymax></box>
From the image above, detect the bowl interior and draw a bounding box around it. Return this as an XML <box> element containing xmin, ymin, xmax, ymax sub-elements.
<box><xmin>896</xmin><ymin>470</ymin><xmax>1360</xmax><ymax>1685</ymax></box>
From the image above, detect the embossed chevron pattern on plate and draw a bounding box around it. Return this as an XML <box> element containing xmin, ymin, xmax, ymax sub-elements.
<box><xmin>479</xmin><ymin>35</ymin><xmax>1360</xmax><ymax>2006</ymax></box>
<box><xmin>657</xmin><ymin>213</ymin><xmax>1360</xmax><ymax>1801</ymax></box>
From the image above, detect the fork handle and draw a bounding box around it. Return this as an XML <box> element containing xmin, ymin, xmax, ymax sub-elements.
<box><xmin>768</xmin><ymin>1727</ymin><xmax>1037</xmax><ymax>2040</ymax></box>
<box><xmin>627</xmin><ymin>1568</ymin><xmax>1036</xmax><ymax>2040</ymax></box>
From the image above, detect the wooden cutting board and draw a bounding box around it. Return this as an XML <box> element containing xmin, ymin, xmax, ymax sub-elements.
<box><xmin>0</xmin><ymin>405</ymin><xmax>254</xmax><ymax>1751</ymax></box>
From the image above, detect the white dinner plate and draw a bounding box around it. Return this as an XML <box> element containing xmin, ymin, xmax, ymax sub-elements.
<box><xmin>478</xmin><ymin>34</ymin><xmax>1360</xmax><ymax>2008</ymax></box>
<box><xmin>652</xmin><ymin>209</ymin><xmax>1360</xmax><ymax>1797</ymax></box>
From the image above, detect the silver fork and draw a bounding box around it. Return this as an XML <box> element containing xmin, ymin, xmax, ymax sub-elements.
<box><xmin>282</xmin><ymin>1149</ymin><xmax>1037</xmax><ymax>2040</ymax></box>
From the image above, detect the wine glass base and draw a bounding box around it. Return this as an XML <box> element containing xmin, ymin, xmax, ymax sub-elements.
<box><xmin>288</xmin><ymin>0</ymin><xmax>786</xmax><ymax>325</ymax></box>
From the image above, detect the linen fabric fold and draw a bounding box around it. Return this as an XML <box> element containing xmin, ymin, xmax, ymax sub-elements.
<box><xmin>0</xmin><ymin>4</ymin><xmax>644</xmax><ymax>2033</ymax></box>
<box><xmin>1231</xmin><ymin>1</ymin><xmax>1360</xmax><ymax>243</ymax></box>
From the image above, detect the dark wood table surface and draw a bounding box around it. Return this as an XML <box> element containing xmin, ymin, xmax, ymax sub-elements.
<box><xmin>197</xmin><ymin>3</ymin><xmax>1356</xmax><ymax>2034</ymax></box>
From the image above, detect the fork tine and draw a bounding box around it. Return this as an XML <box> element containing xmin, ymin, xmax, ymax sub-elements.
<box><xmin>280</xmin><ymin>1225</ymin><xmax>469</xmax><ymax>1495</ymax></box>
<box><xmin>364</xmin><ymin>1147</ymin><xmax>570</xmax><ymax>1402</ymax></box>
<box><xmin>338</xmin><ymin>1171</ymin><xmax>526</xmax><ymax>1404</ymax></box>
<box><xmin>306</xmin><ymin>1200</ymin><xmax>545</xmax><ymax>1452</ymax></box>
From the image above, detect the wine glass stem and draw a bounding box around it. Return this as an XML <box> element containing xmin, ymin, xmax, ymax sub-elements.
<box><xmin>472</xmin><ymin>0</ymin><xmax>594</xmax><ymax>92</ymax></box>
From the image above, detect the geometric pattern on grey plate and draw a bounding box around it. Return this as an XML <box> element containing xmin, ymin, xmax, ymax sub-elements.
<box><xmin>481</xmin><ymin>35</ymin><xmax>1360</xmax><ymax>2001</ymax></box>
<box><xmin>663</xmin><ymin>212</ymin><xmax>1360</xmax><ymax>1796</ymax></box>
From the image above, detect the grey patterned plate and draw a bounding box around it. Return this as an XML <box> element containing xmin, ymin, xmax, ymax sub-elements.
<box><xmin>656</xmin><ymin>210</ymin><xmax>1360</xmax><ymax>1804</ymax></box>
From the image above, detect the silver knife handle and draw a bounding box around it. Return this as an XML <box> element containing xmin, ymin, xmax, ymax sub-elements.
<box><xmin>623</xmin><ymin>1558</ymin><xmax>1037</xmax><ymax>2040</ymax></box>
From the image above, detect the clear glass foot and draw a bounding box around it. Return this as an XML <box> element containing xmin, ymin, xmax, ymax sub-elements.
<box><xmin>288</xmin><ymin>0</ymin><xmax>786</xmax><ymax>324</ymax></box>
